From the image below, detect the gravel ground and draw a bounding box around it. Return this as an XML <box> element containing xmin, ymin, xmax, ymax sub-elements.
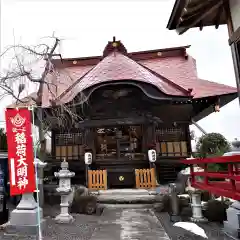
<box><xmin>0</xmin><ymin>203</ymin><xmax>236</xmax><ymax>240</ymax></box>
<box><xmin>0</xmin><ymin>204</ymin><xmax>101</xmax><ymax>240</ymax></box>
<box><xmin>154</xmin><ymin>211</ymin><xmax>232</xmax><ymax>240</ymax></box>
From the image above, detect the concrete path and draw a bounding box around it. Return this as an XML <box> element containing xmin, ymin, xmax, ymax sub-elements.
<box><xmin>90</xmin><ymin>208</ymin><xmax>170</xmax><ymax>240</ymax></box>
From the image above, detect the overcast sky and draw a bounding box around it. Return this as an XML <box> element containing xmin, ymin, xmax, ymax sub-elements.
<box><xmin>1</xmin><ymin>0</ymin><xmax>240</xmax><ymax>144</ymax></box>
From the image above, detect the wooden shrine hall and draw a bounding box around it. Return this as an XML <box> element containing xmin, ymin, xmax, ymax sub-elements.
<box><xmin>10</xmin><ymin>38</ymin><xmax>238</xmax><ymax>190</ymax></box>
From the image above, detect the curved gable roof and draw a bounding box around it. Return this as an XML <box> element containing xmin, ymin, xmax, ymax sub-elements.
<box><xmin>57</xmin><ymin>51</ymin><xmax>190</xmax><ymax>104</ymax></box>
<box><xmin>7</xmin><ymin>40</ymin><xmax>238</xmax><ymax>109</ymax></box>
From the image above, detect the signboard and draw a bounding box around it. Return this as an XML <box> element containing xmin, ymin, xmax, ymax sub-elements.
<box><xmin>5</xmin><ymin>108</ymin><xmax>36</xmax><ymax>196</ymax></box>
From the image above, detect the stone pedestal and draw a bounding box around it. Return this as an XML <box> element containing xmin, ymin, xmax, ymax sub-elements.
<box><xmin>6</xmin><ymin>158</ymin><xmax>47</xmax><ymax>237</ymax></box>
<box><xmin>6</xmin><ymin>193</ymin><xmax>45</xmax><ymax>236</ymax></box>
<box><xmin>55</xmin><ymin>190</ymin><xmax>73</xmax><ymax>224</ymax></box>
<box><xmin>54</xmin><ymin>159</ymin><xmax>75</xmax><ymax>224</ymax></box>
<box><xmin>188</xmin><ymin>189</ymin><xmax>207</xmax><ymax>223</ymax></box>
<box><xmin>224</xmin><ymin>201</ymin><xmax>240</xmax><ymax>238</ymax></box>
<box><xmin>169</xmin><ymin>183</ymin><xmax>181</xmax><ymax>222</ymax></box>
<box><xmin>34</xmin><ymin>158</ymin><xmax>47</xmax><ymax>207</ymax></box>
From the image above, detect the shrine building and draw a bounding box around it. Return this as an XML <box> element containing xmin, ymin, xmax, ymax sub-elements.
<box><xmin>9</xmin><ymin>38</ymin><xmax>238</xmax><ymax>190</ymax></box>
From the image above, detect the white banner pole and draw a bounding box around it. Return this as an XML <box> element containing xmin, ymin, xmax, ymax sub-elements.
<box><xmin>30</xmin><ymin>106</ymin><xmax>42</xmax><ymax>240</ymax></box>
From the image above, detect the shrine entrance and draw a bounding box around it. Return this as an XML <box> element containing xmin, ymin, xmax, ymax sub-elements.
<box><xmin>94</xmin><ymin>125</ymin><xmax>144</xmax><ymax>189</ymax></box>
<box><xmin>95</xmin><ymin>125</ymin><xmax>143</xmax><ymax>160</ymax></box>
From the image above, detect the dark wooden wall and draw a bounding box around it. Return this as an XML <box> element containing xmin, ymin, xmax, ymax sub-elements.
<box><xmin>45</xmin><ymin>85</ymin><xmax>192</xmax><ymax>185</ymax></box>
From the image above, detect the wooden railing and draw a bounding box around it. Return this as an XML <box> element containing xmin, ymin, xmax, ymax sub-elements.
<box><xmin>135</xmin><ymin>168</ymin><xmax>156</xmax><ymax>189</ymax></box>
<box><xmin>181</xmin><ymin>155</ymin><xmax>240</xmax><ymax>200</ymax></box>
<box><xmin>88</xmin><ymin>170</ymin><xmax>107</xmax><ymax>190</ymax></box>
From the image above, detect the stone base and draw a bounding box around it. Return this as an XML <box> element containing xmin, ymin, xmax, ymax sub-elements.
<box><xmin>10</xmin><ymin>207</ymin><xmax>43</xmax><ymax>226</ymax></box>
<box><xmin>224</xmin><ymin>201</ymin><xmax>240</xmax><ymax>239</ymax></box>
<box><xmin>224</xmin><ymin>221</ymin><xmax>240</xmax><ymax>239</ymax></box>
<box><xmin>55</xmin><ymin>214</ymin><xmax>74</xmax><ymax>224</ymax></box>
<box><xmin>190</xmin><ymin>216</ymin><xmax>208</xmax><ymax>223</ymax></box>
<box><xmin>6</xmin><ymin>206</ymin><xmax>46</xmax><ymax>236</ymax></box>
<box><xmin>5</xmin><ymin>219</ymin><xmax>46</xmax><ymax>236</ymax></box>
<box><xmin>170</xmin><ymin>214</ymin><xmax>181</xmax><ymax>222</ymax></box>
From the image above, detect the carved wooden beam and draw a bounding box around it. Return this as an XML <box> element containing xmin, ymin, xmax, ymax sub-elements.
<box><xmin>74</xmin><ymin>117</ymin><xmax>150</xmax><ymax>128</ymax></box>
<box><xmin>214</xmin><ymin>5</ymin><xmax>223</xmax><ymax>29</ymax></box>
<box><xmin>177</xmin><ymin>0</ymin><xmax>224</xmax><ymax>35</ymax></box>
<box><xmin>229</xmin><ymin>27</ymin><xmax>240</xmax><ymax>45</ymax></box>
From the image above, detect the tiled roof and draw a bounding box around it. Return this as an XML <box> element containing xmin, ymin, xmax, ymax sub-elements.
<box><xmin>192</xmin><ymin>79</ymin><xmax>237</xmax><ymax>98</ymax></box>
<box><xmin>139</xmin><ymin>57</ymin><xmax>237</xmax><ymax>98</ymax></box>
<box><xmin>58</xmin><ymin>51</ymin><xmax>189</xmax><ymax>104</ymax></box>
<box><xmin>8</xmin><ymin>42</ymin><xmax>238</xmax><ymax>108</ymax></box>
<box><xmin>41</xmin><ymin>65</ymin><xmax>93</xmax><ymax>107</ymax></box>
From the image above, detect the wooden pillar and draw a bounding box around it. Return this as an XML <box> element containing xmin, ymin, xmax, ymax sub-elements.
<box><xmin>142</xmin><ymin>124</ymin><xmax>147</xmax><ymax>152</ymax></box>
<box><xmin>91</xmin><ymin>128</ymin><xmax>96</xmax><ymax>160</ymax></box>
<box><xmin>186</xmin><ymin>124</ymin><xmax>192</xmax><ymax>156</ymax></box>
<box><xmin>146</xmin><ymin>124</ymin><xmax>154</xmax><ymax>146</ymax></box>
<box><xmin>224</xmin><ymin>1</ymin><xmax>240</xmax><ymax>105</ymax></box>
<box><xmin>152</xmin><ymin>123</ymin><xmax>157</xmax><ymax>143</ymax></box>
<box><xmin>51</xmin><ymin>130</ymin><xmax>56</xmax><ymax>159</ymax></box>
<box><xmin>116</xmin><ymin>139</ymin><xmax>120</xmax><ymax>159</ymax></box>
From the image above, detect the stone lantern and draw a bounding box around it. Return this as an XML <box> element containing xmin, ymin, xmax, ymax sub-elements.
<box><xmin>188</xmin><ymin>188</ymin><xmax>207</xmax><ymax>222</ymax></box>
<box><xmin>231</xmin><ymin>138</ymin><xmax>240</xmax><ymax>151</ymax></box>
<box><xmin>183</xmin><ymin>165</ymin><xmax>207</xmax><ymax>222</ymax></box>
<box><xmin>54</xmin><ymin>159</ymin><xmax>75</xmax><ymax>224</ymax></box>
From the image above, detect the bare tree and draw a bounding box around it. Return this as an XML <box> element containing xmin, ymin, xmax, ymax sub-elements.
<box><xmin>0</xmin><ymin>36</ymin><xmax>84</xmax><ymax>161</ymax></box>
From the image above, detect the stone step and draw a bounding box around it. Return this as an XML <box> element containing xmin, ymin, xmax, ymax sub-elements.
<box><xmin>97</xmin><ymin>189</ymin><xmax>151</xmax><ymax>196</ymax></box>
<box><xmin>97</xmin><ymin>194</ymin><xmax>164</xmax><ymax>204</ymax></box>
<box><xmin>99</xmin><ymin>203</ymin><xmax>163</xmax><ymax>209</ymax></box>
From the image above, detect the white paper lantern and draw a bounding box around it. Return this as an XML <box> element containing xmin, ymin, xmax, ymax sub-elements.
<box><xmin>84</xmin><ymin>152</ymin><xmax>92</xmax><ymax>165</ymax></box>
<box><xmin>148</xmin><ymin>149</ymin><xmax>156</xmax><ymax>163</ymax></box>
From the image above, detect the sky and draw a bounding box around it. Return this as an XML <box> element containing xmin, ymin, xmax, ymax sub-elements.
<box><xmin>1</xmin><ymin>0</ymin><xmax>240</xmax><ymax>145</ymax></box>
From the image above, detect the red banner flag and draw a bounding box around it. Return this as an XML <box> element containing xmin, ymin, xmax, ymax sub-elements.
<box><xmin>5</xmin><ymin>108</ymin><xmax>36</xmax><ymax>196</ymax></box>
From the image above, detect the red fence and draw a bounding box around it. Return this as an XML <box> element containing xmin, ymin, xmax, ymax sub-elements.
<box><xmin>181</xmin><ymin>155</ymin><xmax>240</xmax><ymax>200</ymax></box>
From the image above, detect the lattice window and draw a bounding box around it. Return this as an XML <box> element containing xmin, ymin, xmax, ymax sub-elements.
<box><xmin>156</xmin><ymin>127</ymin><xmax>186</xmax><ymax>142</ymax></box>
<box><xmin>55</xmin><ymin>131</ymin><xmax>85</xmax><ymax>160</ymax></box>
<box><xmin>155</xmin><ymin>126</ymin><xmax>188</xmax><ymax>157</ymax></box>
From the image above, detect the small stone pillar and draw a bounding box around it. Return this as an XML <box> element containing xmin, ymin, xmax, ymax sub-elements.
<box><xmin>188</xmin><ymin>189</ymin><xmax>207</xmax><ymax>222</ymax></box>
<box><xmin>224</xmin><ymin>201</ymin><xmax>240</xmax><ymax>238</ymax></box>
<box><xmin>54</xmin><ymin>159</ymin><xmax>75</xmax><ymax>224</ymax></box>
<box><xmin>169</xmin><ymin>183</ymin><xmax>181</xmax><ymax>222</ymax></box>
<box><xmin>34</xmin><ymin>158</ymin><xmax>47</xmax><ymax>207</ymax></box>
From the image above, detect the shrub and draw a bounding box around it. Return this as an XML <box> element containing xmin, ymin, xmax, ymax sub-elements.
<box><xmin>70</xmin><ymin>186</ymin><xmax>97</xmax><ymax>215</ymax></box>
<box><xmin>203</xmin><ymin>200</ymin><xmax>228</xmax><ymax>223</ymax></box>
<box><xmin>196</xmin><ymin>133</ymin><xmax>230</xmax><ymax>158</ymax></box>
<box><xmin>70</xmin><ymin>195</ymin><xmax>97</xmax><ymax>215</ymax></box>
